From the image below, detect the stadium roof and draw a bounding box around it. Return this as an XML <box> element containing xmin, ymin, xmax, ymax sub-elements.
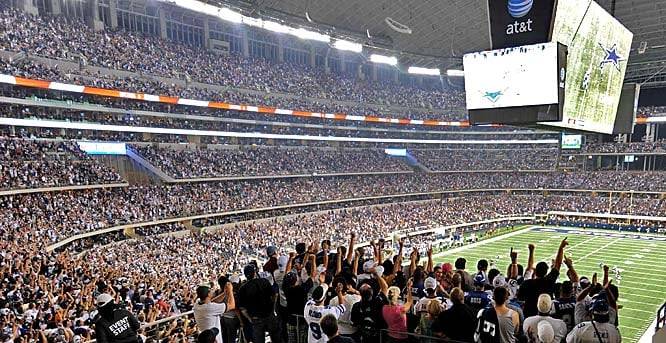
<box><xmin>211</xmin><ymin>0</ymin><xmax>666</xmax><ymax>86</ymax></box>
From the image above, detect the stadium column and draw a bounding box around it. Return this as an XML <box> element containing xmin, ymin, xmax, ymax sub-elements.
<box><xmin>277</xmin><ymin>36</ymin><xmax>284</xmax><ymax>63</ymax></box>
<box><xmin>48</xmin><ymin>0</ymin><xmax>61</xmax><ymax>15</ymax></box>
<box><xmin>158</xmin><ymin>7</ymin><xmax>168</xmax><ymax>39</ymax></box>
<box><xmin>309</xmin><ymin>44</ymin><xmax>316</xmax><ymax>68</ymax></box>
<box><xmin>85</xmin><ymin>0</ymin><xmax>104</xmax><ymax>31</ymax></box>
<box><xmin>16</xmin><ymin>0</ymin><xmax>38</xmax><ymax>15</ymax></box>
<box><xmin>241</xmin><ymin>29</ymin><xmax>250</xmax><ymax>57</ymax></box>
<box><xmin>203</xmin><ymin>18</ymin><xmax>210</xmax><ymax>50</ymax></box>
<box><xmin>372</xmin><ymin>63</ymin><xmax>378</xmax><ymax>81</ymax></box>
<box><xmin>393</xmin><ymin>69</ymin><xmax>399</xmax><ymax>84</ymax></box>
<box><xmin>108</xmin><ymin>0</ymin><xmax>118</xmax><ymax>29</ymax></box>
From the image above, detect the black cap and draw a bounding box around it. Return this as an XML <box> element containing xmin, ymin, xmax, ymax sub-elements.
<box><xmin>244</xmin><ymin>264</ymin><xmax>256</xmax><ymax>279</ymax></box>
<box><xmin>198</xmin><ymin>328</ymin><xmax>219</xmax><ymax>343</ymax></box>
<box><xmin>196</xmin><ymin>285</ymin><xmax>210</xmax><ymax>301</ymax></box>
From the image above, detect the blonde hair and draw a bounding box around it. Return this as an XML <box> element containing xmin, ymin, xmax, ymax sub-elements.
<box><xmin>387</xmin><ymin>286</ymin><xmax>401</xmax><ymax>305</ymax></box>
<box><xmin>427</xmin><ymin>300</ymin><xmax>442</xmax><ymax>317</ymax></box>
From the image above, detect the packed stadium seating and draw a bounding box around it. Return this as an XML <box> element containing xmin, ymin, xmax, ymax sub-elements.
<box><xmin>2</xmin><ymin>3</ymin><xmax>666</xmax><ymax>343</ymax></box>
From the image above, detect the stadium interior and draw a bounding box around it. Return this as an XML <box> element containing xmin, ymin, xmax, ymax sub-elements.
<box><xmin>1</xmin><ymin>0</ymin><xmax>666</xmax><ymax>342</ymax></box>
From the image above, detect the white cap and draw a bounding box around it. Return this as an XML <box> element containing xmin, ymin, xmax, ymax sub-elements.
<box><xmin>96</xmin><ymin>293</ymin><xmax>114</xmax><ymax>308</ymax></box>
<box><xmin>375</xmin><ymin>266</ymin><xmax>385</xmax><ymax>277</ymax></box>
<box><xmin>424</xmin><ymin>277</ymin><xmax>438</xmax><ymax>290</ymax></box>
<box><xmin>537</xmin><ymin>321</ymin><xmax>555</xmax><ymax>343</ymax></box>
<box><xmin>363</xmin><ymin>260</ymin><xmax>376</xmax><ymax>272</ymax></box>
<box><xmin>230</xmin><ymin>273</ymin><xmax>241</xmax><ymax>284</ymax></box>
<box><xmin>492</xmin><ymin>274</ymin><xmax>507</xmax><ymax>289</ymax></box>
<box><xmin>278</xmin><ymin>256</ymin><xmax>289</xmax><ymax>272</ymax></box>
<box><xmin>537</xmin><ymin>294</ymin><xmax>553</xmax><ymax>314</ymax></box>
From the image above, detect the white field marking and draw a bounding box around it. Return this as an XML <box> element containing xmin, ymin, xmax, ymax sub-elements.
<box><xmin>617</xmin><ymin>307</ymin><xmax>658</xmax><ymax>314</ymax></box>
<box><xmin>641</xmin><ymin>248</ymin><xmax>651</xmax><ymax>253</ymax></box>
<box><xmin>625</xmin><ymin>260</ymin><xmax>635</xmax><ymax>265</ymax></box>
<box><xmin>431</xmin><ymin>226</ymin><xmax>536</xmax><ymax>259</ymax></box>
<box><xmin>633</xmin><ymin>254</ymin><xmax>644</xmax><ymax>258</ymax></box>
<box><xmin>638</xmin><ymin>318</ymin><xmax>658</xmax><ymax>343</ymax></box>
<box><xmin>576</xmin><ymin>238</ymin><xmax>623</xmax><ymax>263</ymax></box>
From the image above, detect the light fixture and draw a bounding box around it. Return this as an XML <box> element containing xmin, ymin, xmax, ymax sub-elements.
<box><xmin>369</xmin><ymin>54</ymin><xmax>398</xmax><ymax>66</ymax></box>
<box><xmin>446</xmin><ymin>69</ymin><xmax>465</xmax><ymax>77</ymax></box>
<box><xmin>218</xmin><ymin>7</ymin><xmax>242</xmax><ymax>23</ymax></box>
<box><xmin>333</xmin><ymin>39</ymin><xmax>363</xmax><ymax>53</ymax></box>
<box><xmin>408</xmin><ymin>67</ymin><xmax>440</xmax><ymax>76</ymax></box>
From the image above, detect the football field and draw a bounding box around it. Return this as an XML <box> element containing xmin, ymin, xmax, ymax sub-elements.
<box><xmin>432</xmin><ymin>226</ymin><xmax>666</xmax><ymax>343</ymax></box>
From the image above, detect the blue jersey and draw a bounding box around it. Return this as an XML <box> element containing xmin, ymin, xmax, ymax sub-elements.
<box><xmin>465</xmin><ymin>290</ymin><xmax>491</xmax><ymax>313</ymax></box>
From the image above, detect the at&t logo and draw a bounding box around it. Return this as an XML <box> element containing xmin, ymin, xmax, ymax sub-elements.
<box><xmin>506</xmin><ymin>0</ymin><xmax>534</xmax><ymax>35</ymax></box>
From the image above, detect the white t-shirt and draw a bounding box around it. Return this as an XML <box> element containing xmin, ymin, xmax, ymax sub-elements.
<box><xmin>303</xmin><ymin>300</ymin><xmax>345</xmax><ymax>343</ymax></box>
<box><xmin>566</xmin><ymin>321</ymin><xmax>621</xmax><ymax>343</ymax></box>
<box><xmin>413</xmin><ymin>296</ymin><xmax>446</xmax><ymax>315</ymax></box>
<box><xmin>193</xmin><ymin>302</ymin><xmax>227</xmax><ymax>343</ymax></box>
<box><xmin>523</xmin><ymin>316</ymin><xmax>568</xmax><ymax>343</ymax></box>
<box><xmin>329</xmin><ymin>294</ymin><xmax>361</xmax><ymax>335</ymax></box>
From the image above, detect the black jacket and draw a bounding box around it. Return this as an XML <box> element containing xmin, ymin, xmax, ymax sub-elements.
<box><xmin>94</xmin><ymin>305</ymin><xmax>141</xmax><ymax>343</ymax></box>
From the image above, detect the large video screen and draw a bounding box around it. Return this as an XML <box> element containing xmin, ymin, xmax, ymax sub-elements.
<box><xmin>543</xmin><ymin>0</ymin><xmax>633</xmax><ymax>134</ymax></box>
<box><xmin>561</xmin><ymin>134</ymin><xmax>583</xmax><ymax>149</ymax></box>
<box><xmin>464</xmin><ymin>42</ymin><xmax>561</xmax><ymax>110</ymax></box>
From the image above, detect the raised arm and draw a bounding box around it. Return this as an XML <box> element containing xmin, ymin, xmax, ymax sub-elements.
<box><xmin>352</xmin><ymin>248</ymin><xmax>361</xmax><ymax>276</ymax></box>
<box><xmin>409</xmin><ymin>247</ymin><xmax>418</xmax><ymax>277</ymax></box>
<box><xmin>552</xmin><ymin>237</ymin><xmax>568</xmax><ymax>272</ymax></box>
<box><xmin>346</xmin><ymin>233</ymin><xmax>356</xmax><ymax>264</ymax></box>
<box><xmin>564</xmin><ymin>255</ymin><xmax>579</xmax><ymax>283</ymax></box>
<box><xmin>602</xmin><ymin>265</ymin><xmax>609</xmax><ymax>286</ymax></box>
<box><xmin>403</xmin><ymin>279</ymin><xmax>414</xmax><ymax>313</ymax></box>
<box><xmin>526</xmin><ymin>243</ymin><xmax>536</xmax><ymax>274</ymax></box>
<box><xmin>376</xmin><ymin>269</ymin><xmax>389</xmax><ymax>297</ymax></box>
<box><xmin>509</xmin><ymin>247</ymin><xmax>519</xmax><ymax>279</ymax></box>
<box><xmin>336</xmin><ymin>247</ymin><xmax>343</xmax><ymax>275</ymax></box>
<box><xmin>426</xmin><ymin>246</ymin><xmax>434</xmax><ymax>273</ymax></box>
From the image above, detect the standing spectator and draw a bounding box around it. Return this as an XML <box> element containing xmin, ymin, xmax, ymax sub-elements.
<box><xmin>465</xmin><ymin>273</ymin><xmax>492</xmax><ymax>315</ymax></box>
<box><xmin>304</xmin><ymin>284</ymin><xmax>346</xmax><ymax>343</ymax></box>
<box><xmin>552</xmin><ymin>281</ymin><xmax>577</xmax><ymax>332</ymax></box>
<box><xmin>351</xmin><ymin>283</ymin><xmax>388</xmax><ymax>343</ymax></box>
<box><xmin>518</xmin><ymin>239</ymin><xmax>568</xmax><ymax>317</ymax></box>
<box><xmin>523</xmin><ymin>294</ymin><xmax>567</xmax><ymax>343</ymax></box>
<box><xmin>475</xmin><ymin>287</ymin><xmax>520</xmax><ymax>343</ymax></box>
<box><xmin>238</xmin><ymin>264</ymin><xmax>281</xmax><ymax>343</ymax></box>
<box><xmin>329</xmin><ymin>279</ymin><xmax>362</xmax><ymax>341</ymax></box>
<box><xmin>432</xmin><ymin>287</ymin><xmax>476</xmax><ymax>342</ymax></box>
<box><xmin>319</xmin><ymin>314</ymin><xmax>355</xmax><ymax>343</ymax></box>
<box><xmin>566</xmin><ymin>295</ymin><xmax>621</xmax><ymax>343</ymax></box>
<box><xmin>193</xmin><ymin>282</ymin><xmax>235</xmax><ymax>343</ymax></box>
<box><xmin>382</xmin><ymin>280</ymin><xmax>413</xmax><ymax>343</ymax></box>
<box><xmin>455</xmin><ymin>258</ymin><xmax>474</xmax><ymax>291</ymax></box>
<box><xmin>93</xmin><ymin>293</ymin><xmax>141</xmax><ymax>343</ymax></box>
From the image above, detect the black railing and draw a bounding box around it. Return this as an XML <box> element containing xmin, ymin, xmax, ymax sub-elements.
<box><xmin>657</xmin><ymin>301</ymin><xmax>666</xmax><ymax>333</ymax></box>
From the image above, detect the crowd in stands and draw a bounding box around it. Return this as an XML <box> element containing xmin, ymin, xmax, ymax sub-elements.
<box><xmin>582</xmin><ymin>141</ymin><xmax>666</xmax><ymax>153</ymax></box>
<box><xmin>132</xmin><ymin>145</ymin><xmax>412</xmax><ymax>178</ymax></box>
<box><xmin>0</xmin><ymin>7</ymin><xmax>467</xmax><ymax>121</ymax></box>
<box><xmin>412</xmin><ymin>149</ymin><xmax>559</xmax><ymax>171</ymax></box>
<box><xmin>0</xmin><ymin>137</ymin><xmax>122</xmax><ymax>190</ymax></box>
<box><xmin>1</xmin><ymin>193</ymin><xmax>635</xmax><ymax>342</ymax></box>
<box><xmin>637</xmin><ymin>106</ymin><xmax>666</xmax><ymax>118</ymax></box>
<box><xmin>4</xmin><ymin>171</ymin><xmax>666</xmax><ymax>245</ymax></box>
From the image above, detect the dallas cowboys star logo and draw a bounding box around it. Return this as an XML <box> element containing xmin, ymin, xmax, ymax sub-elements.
<box><xmin>598</xmin><ymin>43</ymin><xmax>624</xmax><ymax>71</ymax></box>
<box><xmin>483</xmin><ymin>90</ymin><xmax>503</xmax><ymax>103</ymax></box>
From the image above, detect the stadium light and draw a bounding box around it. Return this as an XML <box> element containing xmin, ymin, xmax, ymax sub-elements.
<box><xmin>263</xmin><ymin>20</ymin><xmax>290</xmax><ymax>34</ymax></box>
<box><xmin>333</xmin><ymin>39</ymin><xmax>363</xmax><ymax>53</ymax></box>
<box><xmin>242</xmin><ymin>16</ymin><xmax>263</xmax><ymax>28</ymax></box>
<box><xmin>407</xmin><ymin>67</ymin><xmax>440</xmax><ymax>76</ymax></box>
<box><xmin>446</xmin><ymin>69</ymin><xmax>464</xmax><ymax>77</ymax></box>
<box><xmin>369</xmin><ymin>54</ymin><xmax>398</xmax><ymax>66</ymax></box>
<box><xmin>292</xmin><ymin>28</ymin><xmax>330</xmax><ymax>43</ymax></box>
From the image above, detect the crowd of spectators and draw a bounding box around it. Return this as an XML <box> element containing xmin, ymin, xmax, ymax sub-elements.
<box><xmin>582</xmin><ymin>141</ymin><xmax>666</xmax><ymax>153</ymax></box>
<box><xmin>0</xmin><ymin>136</ymin><xmax>123</xmax><ymax>190</ymax></box>
<box><xmin>3</xmin><ymin>171</ymin><xmax>666</xmax><ymax>245</ymax></box>
<box><xmin>637</xmin><ymin>106</ymin><xmax>666</xmax><ymax>118</ymax></box>
<box><xmin>1</xmin><ymin>193</ymin><xmax>640</xmax><ymax>342</ymax></box>
<box><xmin>0</xmin><ymin>7</ymin><xmax>468</xmax><ymax>121</ymax></box>
<box><xmin>412</xmin><ymin>148</ymin><xmax>559</xmax><ymax>171</ymax></box>
<box><xmin>132</xmin><ymin>145</ymin><xmax>412</xmax><ymax>178</ymax></box>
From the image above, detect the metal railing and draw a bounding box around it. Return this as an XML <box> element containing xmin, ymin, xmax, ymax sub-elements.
<box><xmin>657</xmin><ymin>301</ymin><xmax>666</xmax><ymax>333</ymax></box>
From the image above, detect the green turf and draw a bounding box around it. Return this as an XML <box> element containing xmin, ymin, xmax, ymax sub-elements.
<box><xmin>432</xmin><ymin>225</ymin><xmax>666</xmax><ymax>343</ymax></box>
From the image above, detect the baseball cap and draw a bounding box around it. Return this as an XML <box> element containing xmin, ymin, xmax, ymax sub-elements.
<box><xmin>312</xmin><ymin>284</ymin><xmax>328</xmax><ymax>303</ymax></box>
<box><xmin>197</xmin><ymin>328</ymin><xmax>219</xmax><ymax>343</ymax></box>
<box><xmin>590</xmin><ymin>293</ymin><xmax>609</xmax><ymax>315</ymax></box>
<box><xmin>229</xmin><ymin>273</ymin><xmax>241</xmax><ymax>284</ymax></box>
<box><xmin>278</xmin><ymin>256</ymin><xmax>289</xmax><ymax>272</ymax></box>
<box><xmin>266</xmin><ymin>246</ymin><xmax>277</xmax><ymax>257</ymax></box>
<box><xmin>473</xmin><ymin>273</ymin><xmax>486</xmax><ymax>286</ymax></box>
<box><xmin>424</xmin><ymin>277</ymin><xmax>438</xmax><ymax>291</ymax></box>
<box><xmin>537</xmin><ymin>321</ymin><xmax>555</xmax><ymax>343</ymax></box>
<box><xmin>441</xmin><ymin>263</ymin><xmax>453</xmax><ymax>273</ymax></box>
<box><xmin>537</xmin><ymin>294</ymin><xmax>552</xmax><ymax>314</ymax></box>
<box><xmin>363</xmin><ymin>260</ymin><xmax>376</xmax><ymax>273</ymax></box>
<box><xmin>492</xmin><ymin>274</ymin><xmax>508</xmax><ymax>289</ymax></box>
<box><xmin>375</xmin><ymin>265</ymin><xmax>385</xmax><ymax>276</ymax></box>
<box><xmin>579</xmin><ymin>277</ymin><xmax>590</xmax><ymax>289</ymax></box>
<box><xmin>196</xmin><ymin>285</ymin><xmax>210</xmax><ymax>301</ymax></box>
<box><xmin>96</xmin><ymin>293</ymin><xmax>113</xmax><ymax>308</ymax></box>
